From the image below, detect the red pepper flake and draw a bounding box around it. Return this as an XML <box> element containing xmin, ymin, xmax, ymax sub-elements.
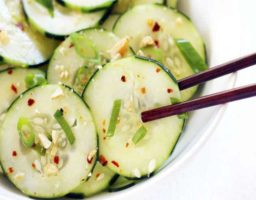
<box><xmin>16</xmin><ymin>22</ymin><xmax>25</xmax><ymax>31</ymax></box>
<box><xmin>111</xmin><ymin>160</ymin><xmax>119</xmax><ymax>168</ymax></box>
<box><xmin>99</xmin><ymin>155</ymin><xmax>108</xmax><ymax>166</ymax></box>
<box><xmin>8</xmin><ymin>167</ymin><xmax>14</xmax><ymax>174</ymax></box>
<box><xmin>152</xmin><ymin>22</ymin><xmax>161</xmax><ymax>32</ymax></box>
<box><xmin>154</xmin><ymin>40</ymin><xmax>160</xmax><ymax>48</ymax></box>
<box><xmin>156</xmin><ymin>68</ymin><xmax>161</xmax><ymax>73</ymax></box>
<box><xmin>121</xmin><ymin>75</ymin><xmax>127</xmax><ymax>82</ymax></box>
<box><xmin>69</xmin><ymin>43</ymin><xmax>74</xmax><ymax>48</ymax></box>
<box><xmin>54</xmin><ymin>156</ymin><xmax>59</xmax><ymax>165</ymax></box>
<box><xmin>125</xmin><ymin>142</ymin><xmax>129</xmax><ymax>148</ymax></box>
<box><xmin>11</xmin><ymin>84</ymin><xmax>18</xmax><ymax>94</ymax></box>
<box><xmin>141</xmin><ymin>87</ymin><xmax>146</xmax><ymax>94</ymax></box>
<box><xmin>167</xmin><ymin>88</ymin><xmax>173</xmax><ymax>93</ymax></box>
<box><xmin>12</xmin><ymin>151</ymin><xmax>17</xmax><ymax>157</ymax></box>
<box><xmin>32</xmin><ymin>163</ymin><xmax>36</xmax><ymax>169</ymax></box>
<box><xmin>87</xmin><ymin>156</ymin><xmax>94</xmax><ymax>164</ymax></box>
<box><xmin>28</xmin><ymin>98</ymin><xmax>35</xmax><ymax>106</ymax></box>
<box><xmin>95</xmin><ymin>173</ymin><xmax>100</xmax><ymax>178</ymax></box>
<box><xmin>7</xmin><ymin>69</ymin><xmax>13</xmax><ymax>75</ymax></box>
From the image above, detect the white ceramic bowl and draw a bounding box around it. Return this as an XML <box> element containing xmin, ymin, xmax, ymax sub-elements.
<box><xmin>0</xmin><ymin>0</ymin><xmax>241</xmax><ymax>199</ymax></box>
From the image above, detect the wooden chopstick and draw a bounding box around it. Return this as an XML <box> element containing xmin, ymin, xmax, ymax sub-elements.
<box><xmin>178</xmin><ymin>53</ymin><xmax>256</xmax><ymax>90</ymax></box>
<box><xmin>142</xmin><ymin>84</ymin><xmax>256</xmax><ymax>122</ymax></box>
<box><xmin>141</xmin><ymin>53</ymin><xmax>256</xmax><ymax>123</ymax></box>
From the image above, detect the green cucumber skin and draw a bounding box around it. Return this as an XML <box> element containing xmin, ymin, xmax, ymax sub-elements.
<box><xmin>114</xmin><ymin>4</ymin><xmax>207</xmax><ymax>101</ymax></box>
<box><xmin>82</xmin><ymin>56</ymin><xmax>179</xmax><ymax>98</ymax></box>
<box><xmin>22</xmin><ymin>1</ymin><xmax>109</xmax><ymax>39</ymax></box>
<box><xmin>0</xmin><ymin>84</ymin><xmax>97</xmax><ymax>198</ymax></box>
<box><xmin>56</xmin><ymin>0</ymin><xmax>117</xmax><ymax>13</ymax></box>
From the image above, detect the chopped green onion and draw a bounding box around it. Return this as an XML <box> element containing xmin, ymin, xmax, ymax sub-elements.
<box><xmin>35</xmin><ymin>0</ymin><xmax>54</xmax><ymax>17</ymax></box>
<box><xmin>33</xmin><ymin>145</ymin><xmax>46</xmax><ymax>155</ymax></box>
<box><xmin>107</xmin><ymin>99</ymin><xmax>122</xmax><ymax>137</ymax></box>
<box><xmin>17</xmin><ymin>117</ymin><xmax>35</xmax><ymax>148</ymax></box>
<box><xmin>25</xmin><ymin>73</ymin><xmax>47</xmax><ymax>89</ymax></box>
<box><xmin>74</xmin><ymin>67</ymin><xmax>95</xmax><ymax>96</ymax></box>
<box><xmin>141</xmin><ymin>47</ymin><xmax>164</xmax><ymax>62</ymax></box>
<box><xmin>178</xmin><ymin>113</ymin><xmax>189</xmax><ymax>120</ymax></box>
<box><xmin>132</xmin><ymin>126</ymin><xmax>147</xmax><ymax>145</ymax></box>
<box><xmin>170</xmin><ymin>97</ymin><xmax>181</xmax><ymax>105</ymax></box>
<box><xmin>175</xmin><ymin>39</ymin><xmax>208</xmax><ymax>73</ymax></box>
<box><xmin>54</xmin><ymin>109</ymin><xmax>75</xmax><ymax>145</ymax></box>
<box><xmin>70</xmin><ymin>33</ymin><xmax>100</xmax><ymax>63</ymax></box>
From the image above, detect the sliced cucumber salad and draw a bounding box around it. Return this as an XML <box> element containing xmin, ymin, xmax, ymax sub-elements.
<box><xmin>114</xmin><ymin>4</ymin><xmax>207</xmax><ymax>101</ymax></box>
<box><xmin>84</xmin><ymin>57</ymin><xmax>184</xmax><ymax>178</ymax></box>
<box><xmin>22</xmin><ymin>0</ymin><xmax>108</xmax><ymax>38</ymax></box>
<box><xmin>0</xmin><ymin>85</ymin><xmax>97</xmax><ymax>198</ymax></box>
<box><xmin>0</xmin><ymin>0</ymin><xmax>208</xmax><ymax>198</ymax></box>
<box><xmin>48</xmin><ymin>28</ymin><xmax>132</xmax><ymax>95</ymax></box>
<box><xmin>0</xmin><ymin>0</ymin><xmax>59</xmax><ymax>67</ymax></box>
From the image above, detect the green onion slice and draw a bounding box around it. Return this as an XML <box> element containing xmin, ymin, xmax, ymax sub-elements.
<box><xmin>170</xmin><ymin>97</ymin><xmax>181</xmax><ymax>105</ymax></box>
<box><xmin>17</xmin><ymin>117</ymin><xmax>35</xmax><ymax>148</ymax></box>
<box><xmin>35</xmin><ymin>0</ymin><xmax>54</xmax><ymax>17</ymax></box>
<box><xmin>141</xmin><ymin>47</ymin><xmax>164</xmax><ymax>63</ymax></box>
<box><xmin>178</xmin><ymin>113</ymin><xmax>189</xmax><ymax>120</ymax></box>
<box><xmin>175</xmin><ymin>39</ymin><xmax>208</xmax><ymax>73</ymax></box>
<box><xmin>74</xmin><ymin>66</ymin><xmax>95</xmax><ymax>96</ymax></box>
<box><xmin>25</xmin><ymin>72</ymin><xmax>47</xmax><ymax>89</ymax></box>
<box><xmin>132</xmin><ymin>126</ymin><xmax>147</xmax><ymax>145</ymax></box>
<box><xmin>70</xmin><ymin>33</ymin><xmax>100</xmax><ymax>63</ymax></box>
<box><xmin>107</xmin><ymin>99</ymin><xmax>122</xmax><ymax>137</ymax></box>
<box><xmin>54</xmin><ymin>109</ymin><xmax>75</xmax><ymax>145</ymax></box>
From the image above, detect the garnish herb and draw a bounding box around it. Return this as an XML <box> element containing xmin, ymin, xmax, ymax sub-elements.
<box><xmin>54</xmin><ymin>109</ymin><xmax>75</xmax><ymax>145</ymax></box>
<box><xmin>17</xmin><ymin>117</ymin><xmax>35</xmax><ymax>148</ymax></box>
<box><xmin>132</xmin><ymin>126</ymin><xmax>147</xmax><ymax>145</ymax></box>
<box><xmin>35</xmin><ymin>0</ymin><xmax>54</xmax><ymax>17</ymax></box>
<box><xmin>107</xmin><ymin>99</ymin><xmax>122</xmax><ymax>137</ymax></box>
<box><xmin>178</xmin><ymin>113</ymin><xmax>189</xmax><ymax>120</ymax></box>
<box><xmin>170</xmin><ymin>97</ymin><xmax>181</xmax><ymax>105</ymax></box>
<box><xmin>175</xmin><ymin>39</ymin><xmax>208</xmax><ymax>73</ymax></box>
<box><xmin>70</xmin><ymin>33</ymin><xmax>100</xmax><ymax>63</ymax></box>
<box><xmin>74</xmin><ymin>67</ymin><xmax>94</xmax><ymax>95</ymax></box>
<box><xmin>25</xmin><ymin>73</ymin><xmax>47</xmax><ymax>89</ymax></box>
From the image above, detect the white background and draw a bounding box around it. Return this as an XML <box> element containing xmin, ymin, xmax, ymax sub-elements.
<box><xmin>124</xmin><ymin>0</ymin><xmax>256</xmax><ymax>199</ymax></box>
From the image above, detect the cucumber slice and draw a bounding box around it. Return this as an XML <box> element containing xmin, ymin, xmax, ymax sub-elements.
<box><xmin>167</xmin><ymin>0</ymin><xmax>177</xmax><ymax>8</ymax></box>
<box><xmin>114</xmin><ymin>5</ymin><xmax>207</xmax><ymax>101</ymax></box>
<box><xmin>48</xmin><ymin>29</ymin><xmax>131</xmax><ymax>95</ymax></box>
<box><xmin>109</xmin><ymin>176</ymin><xmax>136</xmax><ymax>192</ymax></box>
<box><xmin>84</xmin><ymin>56</ymin><xmax>184</xmax><ymax>178</ymax></box>
<box><xmin>112</xmin><ymin>0</ymin><xmax>164</xmax><ymax>14</ymax></box>
<box><xmin>22</xmin><ymin>0</ymin><xmax>107</xmax><ymax>38</ymax></box>
<box><xmin>102</xmin><ymin>14</ymin><xmax>120</xmax><ymax>31</ymax></box>
<box><xmin>0</xmin><ymin>68</ymin><xmax>46</xmax><ymax>115</ymax></box>
<box><xmin>70</xmin><ymin>162</ymin><xmax>116</xmax><ymax>197</ymax></box>
<box><xmin>57</xmin><ymin>0</ymin><xmax>116</xmax><ymax>12</ymax></box>
<box><xmin>0</xmin><ymin>0</ymin><xmax>59</xmax><ymax>67</ymax></box>
<box><xmin>0</xmin><ymin>85</ymin><xmax>97</xmax><ymax>198</ymax></box>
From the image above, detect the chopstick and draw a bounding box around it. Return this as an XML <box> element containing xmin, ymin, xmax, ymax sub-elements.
<box><xmin>178</xmin><ymin>53</ymin><xmax>256</xmax><ymax>90</ymax></box>
<box><xmin>141</xmin><ymin>84</ymin><xmax>256</xmax><ymax>122</ymax></box>
<box><xmin>141</xmin><ymin>53</ymin><xmax>256</xmax><ymax>123</ymax></box>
